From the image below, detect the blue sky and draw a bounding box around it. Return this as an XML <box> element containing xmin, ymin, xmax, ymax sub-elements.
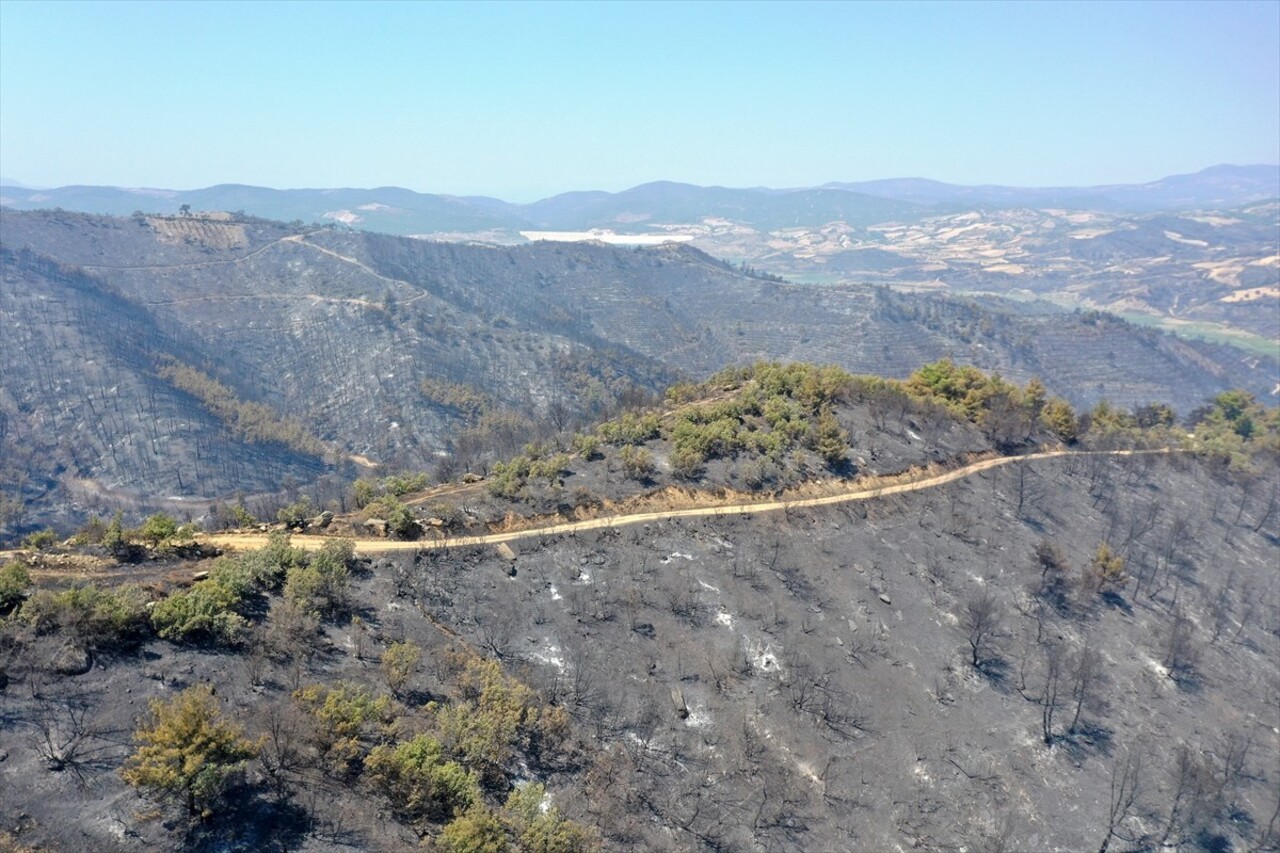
<box><xmin>1</xmin><ymin>0</ymin><xmax>1277</xmax><ymax>200</ymax></box>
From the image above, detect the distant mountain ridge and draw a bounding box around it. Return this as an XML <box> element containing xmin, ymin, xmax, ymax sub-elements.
<box><xmin>823</xmin><ymin>164</ymin><xmax>1280</xmax><ymax>211</ymax></box>
<box><xmin>3</xmin><ymin>165</ymin><xmax>1276</xmax><ymax>236</ymax></box>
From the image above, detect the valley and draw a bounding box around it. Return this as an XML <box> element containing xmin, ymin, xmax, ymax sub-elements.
<box><xmin>2</xmin><ymin>208</ymin><xmax>1275</xmax><ymax>540</ymax></box>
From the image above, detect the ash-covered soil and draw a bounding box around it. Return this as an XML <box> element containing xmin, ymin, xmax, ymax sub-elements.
<box><xmin>2</xmin><ymin>451</ymin><xmax>1277</xmax><ymax>852</ymax></box>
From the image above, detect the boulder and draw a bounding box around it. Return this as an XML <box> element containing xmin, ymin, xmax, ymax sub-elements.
<box><xmin>364</xmin><ymin>518</ymin><xmax>389</xmax><ymax>537</ymax></box>
<box><xmin>495</xmin><ymin>542</ymin><xmax>517</xmax><ymax>562</ymax></box>
<box><xmin>310</xmin><ymin>511</ymin><xmax>334</xmax><ymax>529</ymax></box>
<box><xmin>49</xmin><ymin>642</ymin><xmax>92</xmax><ymax>676</ymax></box>
<box><xmin>462</xmin><ymin>472</ymin><xmax>484</xmax><ymax>484</ymax></box>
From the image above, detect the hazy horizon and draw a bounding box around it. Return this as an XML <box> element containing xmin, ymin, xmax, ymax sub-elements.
<box><xmin>3</xmin><ymin>162</ymin><xmax>1280</xmax><ymax>204</ymax></box>
<box><xmin>2</xmin><ymin>0</ymin><xmax>1277</xmax><ymax>202</ymax></box>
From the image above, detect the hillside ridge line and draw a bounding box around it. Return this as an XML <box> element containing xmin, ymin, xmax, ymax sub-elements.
<box><xmin>199</xmin><ymin>448</ymin><xmax>1174</xmax><ymax>554</ymax></box>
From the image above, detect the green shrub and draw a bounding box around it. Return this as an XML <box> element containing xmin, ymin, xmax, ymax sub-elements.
<box><xmin>0</xmin><ymin>562</ymin><xmax>32</xmax><ymax>613</ymax></box>
<box><xmin>571</xmin><ymin>433</ymin><xmax>602</xmax><ymax>461</ymax></box>
<box><xmin>381</xmin><ymin>640</ymin><xmax>423</xmax><ymax>695</ymax></box>
<box><xmin>69</xmin><ymin>516</ymin><xmax>108</xmax><ymax>546</ymax></box>
<box><xmin>618</xmin><ymin>445</ymin><xmax>654</xmax><ymax>481</ymax></box>
<box><xmin>294</xmin><ymin>681</ymin><xmax>395</xmax><ymax>774</ymax></box>
<box><xmin>284</xmin><ymin>540</ymin><xmax>351</xmax><ymax>617</ymax></box>
<box><xmin>240</xmin><ymin>531</ymin><xmax>307</xmax><ymax>590</ymax></box>
<box><xmin>22</xmin><ymin>529</ymin><xmax>58</xmax><ymax>550</ymax></box>
<box><xmin>276</xmin><ymin>495</ymin><xmax>315</xmax><ymax>529</ymax></box>
<box><xmin>382</xmin><ymin>472</ymin><xmax>429</xmax><ymax>496</ymax></box>
<box><xmin>671</xmin><ymin>415</ymin><xmax>739</xmax><ymax>459</ymax></box>
<box><xmin>150</xmin><ymin>577</ymin><xmax>246</xmax><ymax>645</ymax></box>
<box><xmin>365</xmin><ymin>734</ymin><xmax>479</xmax><ymax>824</ymax></box>
<box><xmin>137</xmin><ymin>513</ymin><xmax>178</xmax><ymax>547</ymax></box>
<box><xmin>364</xmin><ymin>495</ymin><xmax>418</xmax><ymax>539</ymax></box>
<box><xmin>596</xmin><ymin>411</ymin><xmax>660</xmax><ymax>446</ymax></box>
<box><xmin>24</xmin><ymin>584</ymin><xmax>151</xmax><ymax>648</ymax></box>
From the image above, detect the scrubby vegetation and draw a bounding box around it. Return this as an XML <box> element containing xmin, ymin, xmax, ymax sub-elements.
<box><xmin>155</xmin><ymin>358</ymin><xmax>328</xmax><ymax>458</ymax></box>
<box><xmin>2</xmin><ymin>360</ymin><xmax>1278</xmax><ymax>852</ymax></box>
<box><xmin>121</xmin><ymin>684</ymin><xmax>261</xmax><ymax>818</ymax></box>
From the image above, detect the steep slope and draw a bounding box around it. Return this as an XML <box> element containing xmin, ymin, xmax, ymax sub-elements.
<box><xmin>1</xmin><ymin>379</ymin><xmax>1276</xmax><ymax>853</ymax></box>
<box><xmin>2</xmin><ymin>209</ymin><xmax>1274</xmax><ymax>540</ymax></box>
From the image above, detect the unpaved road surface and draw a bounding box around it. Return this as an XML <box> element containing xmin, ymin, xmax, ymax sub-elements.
<box><xmin>199</xmin><ymin>449</ymin><xmax>1170</xmax><ymax>555</ymax></box>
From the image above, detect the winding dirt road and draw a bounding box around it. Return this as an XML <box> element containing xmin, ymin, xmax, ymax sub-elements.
<box><xmin>199</xmin><ymin>449</ymin><xmax>1170</xmax><ymax>555</ymax></box>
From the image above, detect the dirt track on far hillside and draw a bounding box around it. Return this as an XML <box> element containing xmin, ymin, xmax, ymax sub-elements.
<box><xmin>199</xmin><ymin>449</ymin><xmax>1172</xmax><ymax>555</ymax></box>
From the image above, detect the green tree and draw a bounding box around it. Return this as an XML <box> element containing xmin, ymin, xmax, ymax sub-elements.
<box><xmin>381</xmin><ymin>640</ymin><xmax>423</xmax><ymax>696</ymax></box>
<box><xmin>293</xmin><ymin>681</ymin><xmax>394</xmax><ymax>775</ymax></box>
<box><xmin>103</xmin><ymin>510</ymin><xmax>126</xmax><ymax>554</ymax></box>
<box><xmin>1086</xmin><ymin>543</ymin><xmax>1128</xmax><ymax>592</ymax></box>
<box><xmin>808</xmin><ymin>407</ymin><xmax>849</xmax><ymax>467</ymax></box>
<box><xmin>120</xmin><ymin>685</ymin><xmax>259</xmax><ymax>817</ymax></box>
<box><xmin>506</xmin><ymin>783</ymin><xmax>600</xmax><ymax>853</ymax></box>
<box><xmin>439</xmin><ymin>805</ymin><xmax>510</xmax><ymax>853</ymax></box>
<box><xmin>1040</xmin><ymin>398</ymin><xmax>1079</xmax><ymax>443</ymax></box>
<box><xmin>138</xmin><ymin>513</ymin><xmax>178</xmax><ymax>547</ymax></box>
<box><xmin>365</xmin><ymin>734</ymin><xmax>479</xmax><ymax>824</ymax></box>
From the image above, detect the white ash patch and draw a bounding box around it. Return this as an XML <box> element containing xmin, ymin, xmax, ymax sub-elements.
<box><xmin>549</xmin><ymin>584</ymin><xmax>563</xmax><ymax>601</ymax></box>
<box><xmin>530</xmin><ymin>642</ymin><xmax>566</xmax><ymax>673</ymax></box>
<box><xmin>715</xmin><ymin>610</ymin><xmax>735</xmax><ymax>628</ymax></box>
<box><xmin>684</xmin><ymin>705</ymin><xmax>713</xmax><ymax>729</ymax></box>
<box><xmin>697</xmin><ymin>578</ymin><xmax>720</xmax><ymax>593</ymax></box>
<box><xmin>660</xmin><ymin>552</ymin><xmax>695</xmax><ymax>564</ymax></box>
<box><xmin>747</xmin><ymin>639</ymin><xmax>782</xmax><ymax>673</ymax></box>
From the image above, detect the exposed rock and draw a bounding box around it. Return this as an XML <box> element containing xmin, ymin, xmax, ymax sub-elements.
<box><xmin>426</xmin><ymin>517</ymin><xmax>446</xmax><ymax>528</ymax></box>
<box><xmin>49</xmin><ymin>642</ymin><xmax>92</xmax><ymax>676</ymax></box>
<box><xmin>670</xmin><ymin>686</ymin><xmax>689</xmax><ymax>719</ymax></box>
<box><xmin>462</xmin><ymin>473</ymin><xmax>484</xmax><ymax>484</ymax></box>
<box><xmin>495</xmin><ymin>542</ymin><xmax>517</xmax><ymax>562</ymax></box>
<box><xmin>364</xmin><ymin>518</ymin><xmax>389</xmax><ymax>537</ymax></box>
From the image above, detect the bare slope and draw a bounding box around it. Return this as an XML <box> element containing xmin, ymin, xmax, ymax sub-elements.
<box><xmin>1</xmin><ymin>445</ymin><xmax>1276</xmax><ymax>852</ymax></box>
<box><xmin>2</xmin><ymin>209</ymin><xmax>1275</xmax><ymax>541</ymax></box>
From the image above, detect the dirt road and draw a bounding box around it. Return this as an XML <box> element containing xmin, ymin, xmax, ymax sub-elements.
<box><xmin>199</xmin><ymin>449</ymin><xmax>1170</xmax><ymax>555</ymax></box>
